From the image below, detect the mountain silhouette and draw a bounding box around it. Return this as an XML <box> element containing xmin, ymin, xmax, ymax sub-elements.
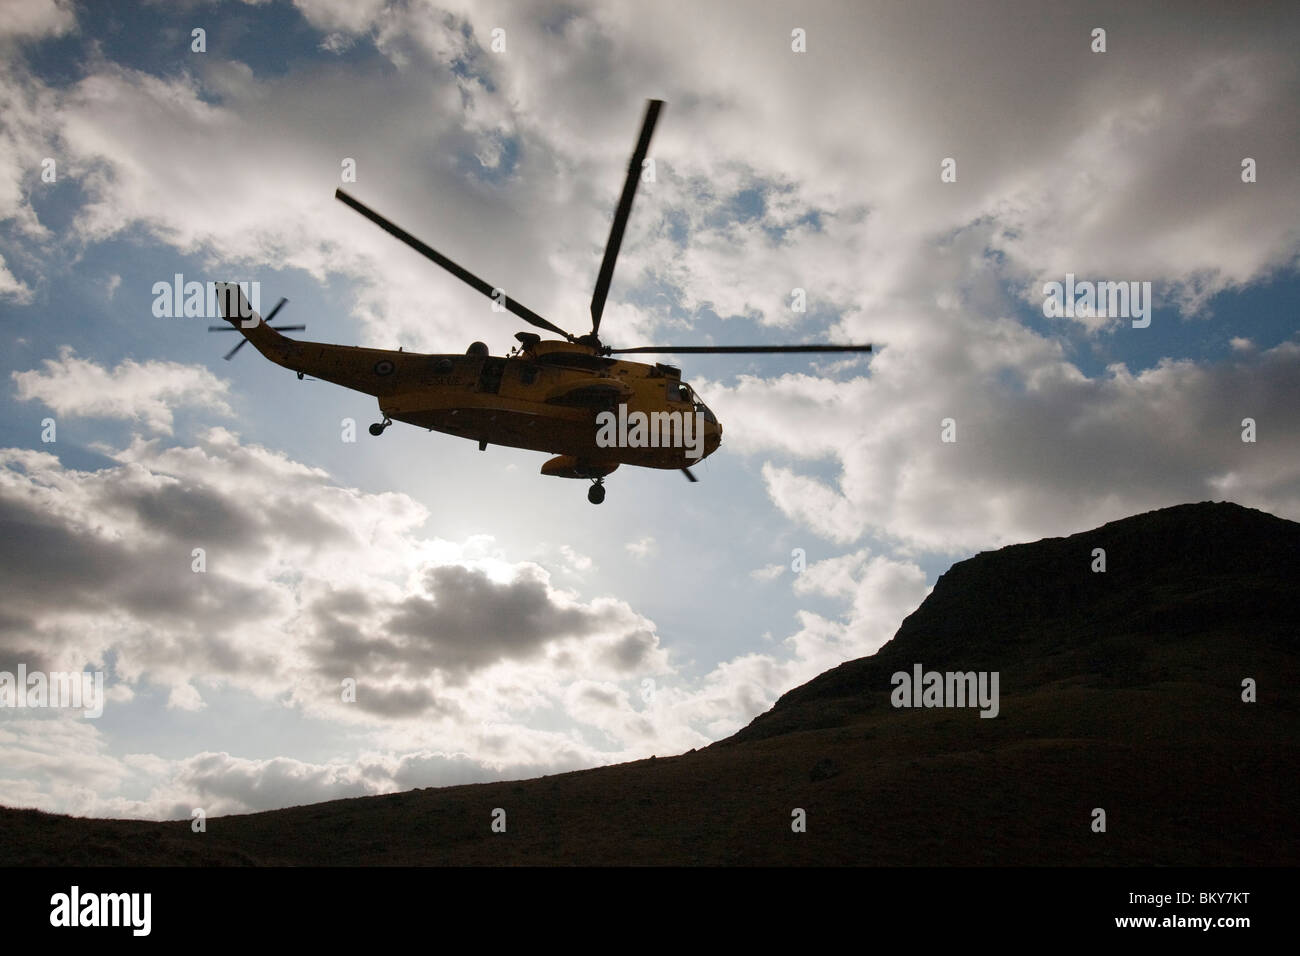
<box><xmin>2</xmin><ymin>500</ymin><xmax>1296</xmax><ymax>865</ymax></box>
<box><xmin>733</xmin><ymin>500</ymin><xmax>1300</xmax><ymax>744</ymax></box>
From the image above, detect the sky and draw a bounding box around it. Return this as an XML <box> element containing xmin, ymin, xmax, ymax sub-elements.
<box><xmin>0</xmin><ymin>0</ymin><xmax>1297</xmax><ymax>820</ymax></box>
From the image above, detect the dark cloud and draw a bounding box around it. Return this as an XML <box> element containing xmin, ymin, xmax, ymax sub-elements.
<box><xmin>599</xmin><ymin>628</ymin><xmax>658</xmax><ymax>671</ymax></box>
<box><xmin>344</xmin><ymin>683</ymin><xmax>440</xmax><ymax>719</ymax></box>
<box><xmin>100</xmin><ymin>480</ymin><xmax>262</xmax><ymax>549</ymax></box>
<box><xmin>382</xmin><ymin>564</ymin><xmax>612</xmax><ymax>672</ymax></box>
<box><xmin>0</xmin><ymin>438</ymin><xmax>665</xmax><ymax>728</ymax></box>
<box><xmin>0</xmin><ymin>453</ymin><xmax>284</xmax><ymax>678</ymax></box>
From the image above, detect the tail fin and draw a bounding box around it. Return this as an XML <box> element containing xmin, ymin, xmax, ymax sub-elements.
<box><xmin>209</xmin><ymin>283</ymin><xmax>302</xmax><ymax>362</ymax></box>
<box><xmin>214</xmin><ymin>282</ymin><xmax>262</xmax><ymax>329</ymax></box>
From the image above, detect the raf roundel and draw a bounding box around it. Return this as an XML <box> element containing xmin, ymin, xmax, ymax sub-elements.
<box><xmin>373</xmin><ymin>359</ymin><xmax>395</xmax><ymax>376</ymax></box>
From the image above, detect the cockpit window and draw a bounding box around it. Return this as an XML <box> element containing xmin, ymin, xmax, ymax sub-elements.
<box><xmin>669</xmin><ymin>381</ymin><xmax>716</xmax><ymax>423</ymax></box>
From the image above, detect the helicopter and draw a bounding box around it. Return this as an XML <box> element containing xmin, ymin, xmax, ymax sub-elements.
<box><xmin>210</xmin><ymin>99</ymin><xmax>872</xmax><ymax>504</ymax></box>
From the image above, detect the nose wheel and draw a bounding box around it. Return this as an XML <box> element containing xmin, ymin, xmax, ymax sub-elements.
<box><xmin>587</xmin><ymin>480</ymin><xmax>606</xmax><ymax>505</ymax></box>
<box><xmin>369</xmin><ymin>417</ymin><xmax>392</xmax><ymax>436</ymax></box>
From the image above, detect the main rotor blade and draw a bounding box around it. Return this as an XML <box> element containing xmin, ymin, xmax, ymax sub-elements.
<box><xmin>589</xmin><ymin>99</ymin><xmax>663</xmax><ymax>338</ymax></box>
<box><xmin>208</xmin><ymin>324</ymin><xmax>305</xmax><ymax>332</ymax></box>
<box><xmin>606</xmin><ymin>343</ymin><xmax>873</xmax><ymax>355</ymax></box>
<box><xmin>335</xmin><ymin>188</ymin><xmax>574</xmax><ymax>341</ymax></box>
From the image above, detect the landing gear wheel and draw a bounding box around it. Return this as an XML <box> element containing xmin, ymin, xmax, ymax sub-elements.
<box><xmin>369</xmin><ymin>417</ymin><xmax>392</xmax><ymax>436</ymax></box>
<box><xmin>587</xmin><ymin>481</ymin><xmax>606</xmax><ymax>505</ymax></box>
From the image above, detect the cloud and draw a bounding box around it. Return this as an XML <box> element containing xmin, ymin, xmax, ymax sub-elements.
<box><xmin>10</xmin><ymin>2</ymin><xmax>1295</xmax><ymax>356</ymax></box>
<box><xmin>0</xmin><ymin>253</ymin><xmax>33</xmax><ymax>304</ymax></box>
<box><xmin>5</xmin><ymin>731</ymin><xmax>610</xmax><ymax>819</ymax></box>
<box><xmin>634</xmin><ymin>548</ymin><xmax>930</xmax><ymax>741</ymax></box>
<box><xmin>321</xmin><ymin>562</ymin><xmax>650</xmax><ymax>680</ymax></box>
<box><xmin>24</xmin><ymin>21</ymin><xmax>594</xmax><ymax>353</ymax></box>
<box><xmin>318</xmin><ymin>32</ymin><xmax>354</xmax><ymax>55</ymax></box>
<box><xmin>0</xmin><ymin>719</ymin><xmax>130</xmax><ymax>816</ymax></box>
<box><xmin>293</xmin><ymin>0</ymin><xmax>388</xmax><ymax>36</ymax></box>
<box><xmin>12</xmin><ymin>348</ymin><xmax>234</xmax><ymax>434</ymax></box>
<box><xmin>714</xmin><ymin>335</ymin><xmax>1300</xmax><ymax>554</ymax></box>
<box><xmin>625</xmin><ymin>536</ymin><xmax>655</xmax><ymax>558</ymax></box>
<box><xmin>0</xmin><ymin>57</ymin><xmax>61</xmax><ymax>245</ymax></box>
<box><xmin>172</xmin><ymin>751</ymin><xmax>373</xmax><ymax>815</ymax></box>
<box><xmin>0</xmin><ymin>717</ymin><xmax>568</xmax><ymax>819</ymax></box>
<box><xmin>0</xmin><ymin>349</ymin><xmax>938</xmax><ymax>814</ymax></box>
<box><xmin>0</xmin><ymin>0</ymin><xmax>75</xmax><ymax>41</ymax></box>
<box><xmin>0</xmin><ymin>414</ymin><xmax>669</xmax><ymax>719</ymax></box>
<box><xmin>556</xmin><ymin>545</ymin><xmax>593</xmax><ymax>573</ymax></box>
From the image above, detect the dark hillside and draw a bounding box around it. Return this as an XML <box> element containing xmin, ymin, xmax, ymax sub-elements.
<box><xmin>3</xmin><ymin>501</ymin><xmax>1296</xmax><ymax>865</ymax></box>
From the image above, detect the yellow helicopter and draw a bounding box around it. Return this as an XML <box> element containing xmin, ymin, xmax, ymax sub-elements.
<box><xmin>210</xmin><ymin>100</ymin><xmax>872</xmax><ymax>504</ymax></box>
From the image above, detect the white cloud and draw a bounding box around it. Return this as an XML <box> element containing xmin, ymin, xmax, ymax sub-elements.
<box><xmin>720</xmin><ymin>337</ymin><xmax>1300</xmax><ymax>554</ymax></box>
<box><xmin>625</xmin><ymin>536</ymin><xmax>656</xmax><ymax>558</ymax></box>
<box><xmin>318</xmin><ymin>32</ymin><xmax>354</xmax><ymax>55</ymax></box>
<box><xmin>0</xmin><ymin>252</ymin><xmax>32</xmax><ymax>303</ymax></box>
<box><xmin>0</xmin><ymin>0</ymin><xmax>75</xmax><ymax>41</ymax></box>
<box><xmin>12</xmin><ymin>348</ymin><xmax>233</xmax><ymax>434</ymax></box>
<box><xmin>0</xmin><ymin>59</ymin><xmax>60</xmax><ymax>244</ymax></box>
<box><xmin>293</xmin><ymin>0</ymin><xmax>387</xmax><ymax>35</ymax></box>
<box><xmin>557</xmin><ymin>544</ymin><xmax>593</xmax><ymax>572</ymax></box>
<box><xmin>166</xmin><ymin>683</ymin><xmax>206</xmax><ymax>712</ymax></box>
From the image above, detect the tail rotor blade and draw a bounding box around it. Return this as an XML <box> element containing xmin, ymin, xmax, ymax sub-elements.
<box><xmin>223</xmin><ymin>338</ymin><xmax>249</xmax><ymax>361</ymax></box>
<box><xmin>263</xmin><ymin>297</ymin><xmax>288</xmax><ymax>323</ymax></box>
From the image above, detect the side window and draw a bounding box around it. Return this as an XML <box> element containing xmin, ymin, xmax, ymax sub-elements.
<box><xmin>668</xmin><ymin>382</ymin><xmax>691</xmax><ymax>403</ymax></box>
